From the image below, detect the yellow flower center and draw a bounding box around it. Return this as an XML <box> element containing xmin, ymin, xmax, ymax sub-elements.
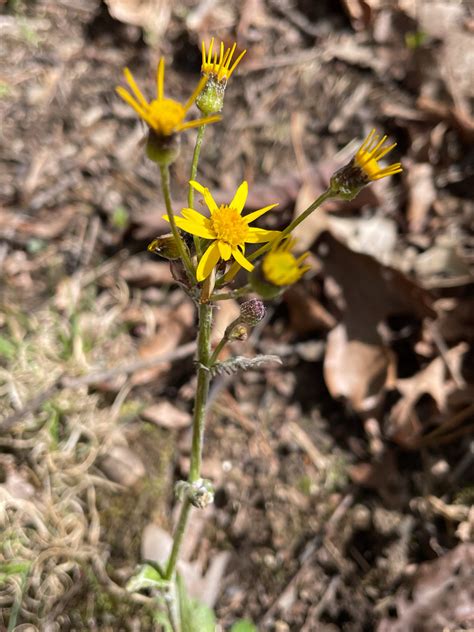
<box><xmin>263</xmin><ymin>251</ymin><xmax>303</xmax><ymax>286</ymax></box>
<box><xmin>210</xmin><ymin>205</ymin><xmax>249</xmax><ymax>247</ymax></box>
<box><xmin>148</xmin><ymin>98</ymin><xmax>186</xmax><ymax>136</ymax></box>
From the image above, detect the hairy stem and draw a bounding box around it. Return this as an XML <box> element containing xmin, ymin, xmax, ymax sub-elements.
<box><xmin>164</xmin><ymin>302</ymin><xmax>213</xmax><ymax>581</ymax></box>
<box><xmin>159</xmin><ymin>163</ymin><xmax>195</xmax><ymax>281</ymax></box>
<box><xmin>188</xmin><ymin>125</ymin><xmax>207</xmax><ymax>259</ymax></box>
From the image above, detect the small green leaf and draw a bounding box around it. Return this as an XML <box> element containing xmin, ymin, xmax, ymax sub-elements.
<box><xmin>177</xmin><ymin>574</ymin><xmax>216</xmax><ymax>632</ymax></box>
<box><xmin>230</xmin><ymin>620</ymin><xmax>258</xmax><ymax>632</ymax></box>
<box><xmin>126</xmin><ymin>564</ymin><xmax>169</xmax><ymax>593</ymax></box>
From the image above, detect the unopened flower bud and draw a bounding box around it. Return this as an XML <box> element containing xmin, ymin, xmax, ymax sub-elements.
<box><xmin>229</xmin><ymin>324</ymin><xmax>248</xmax><ymax>341</ymax></box>
<box><xmin>175</xmin><ymin>479</ymin><xmax>214</xmax><ymax>509</ymax></box>
<box><xmin>239</xmin><ymin>298</ymin><xmax>266</xmax><ymax>326</ymax></box>
<box><xmin>148</xmin><ymin>233</ymin><xmax>181</xmax><ymax>260</ymax></box>
<box><xmin>196</xmin><ymin>76</ymin><xmax>226</xmax><ymax>115</ymax></box>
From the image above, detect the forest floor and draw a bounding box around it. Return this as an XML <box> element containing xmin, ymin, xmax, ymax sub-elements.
<box><xmin>1</xmin><ymin>0</ymin><xmax>473</xmax><ymax>630</ymax></box>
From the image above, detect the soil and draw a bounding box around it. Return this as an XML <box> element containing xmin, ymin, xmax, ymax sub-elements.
<box><xmin>1</xmin><ymin>0</ymin><xmax>473</xmax><ymax>631</ymax></box>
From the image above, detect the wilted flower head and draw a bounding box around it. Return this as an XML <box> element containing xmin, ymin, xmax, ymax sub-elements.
<box><xmin>116</xmin><ymin>59</ymin><xmax>221</xmax><ymax>141</ymax></box>
<box><xmin>196</xmin><ymin>39</ymin><xmax>246</xmax><ymax>115</ymax></box>
<box><xmin>164</xmin><ymin>180</ymin><xmax>279</xmax><ymax>282</ymax></box>
<box><xmin>330</xmin><ymin>129</ymin><xmax>403</xmax><ymax>200</ymax></box>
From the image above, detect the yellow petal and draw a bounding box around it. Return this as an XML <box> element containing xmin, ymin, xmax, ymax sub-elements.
<box><xmin>243</xmin><ymin>203</ymin><xmax>278</xmax><ymax>225</ymax></box>
<box><xmin>197</xmin><ymin>241</ymin><xmax>220</xmax><ymax>281</ymax></box>
<box><xmin>157</xmin><ymin>58</ymin><xmax>165</xmax><ymax>100</ymax></box>
<box><xmin>181</xmin><ymin>208</ymin><xmax>211</xmax><ymax>225</ymax></box>
<box><xmin>116</xmin><ymin>87</ymin><xmax>155</xmax><ymax>129</ymax></box>
<box><xmin>189</xmin><ymin>181</ymin><xmax>219</xmax><ymax>213</ymax></box>
<box><xmin>231</xmin><ymin>247</ymin><xmax>254</xmax><ymax>272</ymax></box>
<box><xmin>218</xmin><ymin>241</ymin><xmax>232</xmax><ymax>260</ymax></box>
<box><xmin>123</xmin><ymin>68</ymin><xmax>148</xmax><ymax>108</ymax></box>
<box><xmin>246</xmin><ymin>228</ymin><xmax>281</xmax><ymax>243</ymax></box>
<box><xmin>184</xmin><ymin>75</ymin><xmax>207</xmax><ymax>112</ymax></box>
<box><xmin>229</xmin><ymin>181</ymin><xmax>248</xmax><ymax>214</ymax></box>
<box><xmin>178</xmin><ymin>114</ymin><xmax>221</xmax><ymax>132</ymax></box>
<box><xmin>162</xmin><ymin>215</ymin><xmax>215</xmax><ymax>239</ymax></box>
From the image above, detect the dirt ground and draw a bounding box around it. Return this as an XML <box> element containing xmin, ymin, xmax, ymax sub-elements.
<box><xmin>1</xmin><ymin>0</ymin><xmax>473</xmax><ymax>630</ymax></box>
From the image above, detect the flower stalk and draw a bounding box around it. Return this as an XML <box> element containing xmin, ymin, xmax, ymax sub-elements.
<box><xmin>159</xmin><ymin>163</ymin><xmax>196</xmax><ymax>281</ymax></box>
<box><xmin>165</xmin><ymin>301</ymin><xmax>213</xmax><ymax>581</ymax></box>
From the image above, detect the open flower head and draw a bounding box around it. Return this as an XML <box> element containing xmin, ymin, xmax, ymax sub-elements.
<box><xmin>330</xmin><ymin>129</ymin><xmax>402</xmax><ymax>200</ymax></box>
<box><xmin>164</xmin><ymin>180</ymin><xmax>279</xmax><ymax>282</ymax></box>
<box><xmin>116</xmin><ymin>59</ymin><xmax>221</xmax><ymax>138</ymax></box>
<box><xmin>201</xmin><ymin>38</ymin><xmax>246</xmax><ymax>84</ymax></box>
<box><xmin>354</xmin><ymin>129</ymin><xmax>403</xmax><ymax>181</ymax></box>
<box><xmin>197</xmin><ymin>39</ymin><xmax>246</xmax><ymax>115</ymax></box>
<box><xmin>263</xmin><ymin>237</ymin><xmax>310</xmax><ymax>286</ymax></box>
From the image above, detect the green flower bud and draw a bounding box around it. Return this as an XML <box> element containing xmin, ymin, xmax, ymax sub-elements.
<box><xmin>196</xmin><ymin>76</ymin><xmax>226</xmax><ymax>115</ymax></box>
<box><xmin>146</xmin><ymin>130</ymin><xmax>181</xmax><ymax>166</ymax></box>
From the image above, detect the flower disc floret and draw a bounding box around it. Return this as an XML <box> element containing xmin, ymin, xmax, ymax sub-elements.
<box><xmin>210</xmin><ymin>206</ymin><xmax>249</xmax><ymax>247</ymax></box>
<box><xmin>262</xmin><ymin>238</ymin><xmax>310</xmax><ymax>286</ymax></box>
<box><xmin>163</xmin><ymin>180</ymin><xmax>280</xmax><ymax>282</ymax></box>
<box><xmin>116</xmin><ymin>59</ymin><xmax>221</xmax><ymax>138</ymax></box>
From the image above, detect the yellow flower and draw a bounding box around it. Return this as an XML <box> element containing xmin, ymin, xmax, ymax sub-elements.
<box><xmin>201</xmin><ymin>38</ymin><xmax>246</xmax><ymax>84</ymax></box>
<box><xmin>330</xmin><ymin>129</ymin><xmax>402</xmax><ymax>200</ymax></box>
<box><xmin>164</xmin><ymin>180</ymin><xmax>279</xmax><ymax>282</ymax></box>
<box><xmin>262</xmin><ymin>237</ymin><xmax>310</xmax><ymax>286</ymax></box>
<box><xmin>354</xmin><ymin>129</ymin><xmax>403</xmax><ymax>181</ymax></box>
<box><xmin>116</xmin><ymin>59</ymin><xmax>221</xmax><ymax>137</ymax></box>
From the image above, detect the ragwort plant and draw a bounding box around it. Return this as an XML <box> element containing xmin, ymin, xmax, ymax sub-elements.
<box><xmin>116</xmin><ymin>39</ymin><xmax>402</xmax><ymax>631</ymax></box>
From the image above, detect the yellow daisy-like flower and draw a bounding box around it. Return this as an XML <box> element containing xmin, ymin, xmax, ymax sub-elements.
<box><xmin>330</xmin><ymin>129</ymin><xmax>402</xmax><ymax>200</ymax></box>
<box><xmin>164</xmin><ymin>180</ymin><xmax>279</xmax><ymax>282</ymax></box>
<box><xmin>262</xmin><ymin>237</ymin><xmax>311</xmax><ymax>286</ymax></box>
<box><xmin>354</xmin><ymin>129</ymin><xmax>403</xmax><ymax>181</ymax></box>
<box><xmin>201</xmin><ymin>38</ymin><xmax>246</xmax><ymax>83</ymax></box>
<box><xmin>116</xmin><ymin>59</ymin><xmax>221</xmax><ymax>137</ymax></box>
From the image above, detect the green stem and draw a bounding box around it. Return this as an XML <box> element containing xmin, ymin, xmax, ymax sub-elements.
<box><xmin>164</xmin><ymin>500</ymin><xmax>192</xmax><ymax>581</ymax></box>
<box><xmin>217</xmin><ymin>188</ymin><xmax>334</xmax><ymax>287</ymax></box>
<box><xmin>189</xmin><ymin>302</ymin><xmax>213</xmax><ymax>481</ymax></box>
<box><xmin>209</xmin><ymin>315</ymin><xmax>241</xmax><ymax>365</ymax></box>
<box><xmin>164</xmin><ymin>302</ymin><xmax>213</xmax><ymax>581</ymax></box>
<box><xmin>211</xmin><ymin>284</ymin><xmax>252</xmax><ymax>301</ymax></box>
<box><xmin>188</xmin><ymin>125</ymin><xmax>206</xmax><ymax>208</ymax></box>
<box><xmin>188</xmin><ymin>125</ymin><xmax>207</xmax><ymax>259</ymax></box>
<box><xmin>159</xmin><ymin>163</ymin><xmax>195</xmax><ymax>281</ymax></box>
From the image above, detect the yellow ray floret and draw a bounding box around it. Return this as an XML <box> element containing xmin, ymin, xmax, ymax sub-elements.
<box><xmin>262</xmin><ymin>237</ymin><xmax>311</xmax><ymax>286</ymax></box>
<box><xmin>116</xmin><ymin>59</ymin><xmax>221</xmax><ymax>137</ymax></box>
<box><xmin>354</xmin><ymin>129</ymin><xmax>403</xmax><ymax>181</ymax></box>
<box><xmin>164</xmin><ymin>180</ymin><xmax>280</xmax><ymax>282</ymax></box>
<box><xmin>201</xmin><ymin>38</ymin><xmax>246</xmax><ymax>83</ymax></box>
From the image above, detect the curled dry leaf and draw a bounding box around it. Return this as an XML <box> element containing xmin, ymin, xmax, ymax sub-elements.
<box><xmin>315</xmin><ymin>231</ymin><xmax>434</xmax><ymax>412</ymax></box>
<box><xmin>406</xmin><ymin>163</ymin><xmax>436</xmax><ymax>234</ymax></box>
<box><xmin>377</xmin><ymin>543</ymin><xmax>474</xmax><ymax>632</ymax></box>
<box><xmin>324</xmin><ymin>322</ymin><xmax>397</xmax><ymax>412</ymax></box>
<box><xmin>133</xmin><ymin>300</ymin><xmax>194</xmax><ymax>385</ymax></box>
<box><xmin>387</xmin><ymin>343</ymin><xmax>468</xmax><ymax>448</ymax></box>
<box><xmin>104</xmin><ymin>0</ymin><xmax>171</xmax><ymax>37</ymax></box>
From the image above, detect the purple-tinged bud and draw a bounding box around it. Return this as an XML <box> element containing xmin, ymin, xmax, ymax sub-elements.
<box><xmin>239</xmin><ymin>298</ymin><xmax>266</xmax><ymax>326</ymax></box>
